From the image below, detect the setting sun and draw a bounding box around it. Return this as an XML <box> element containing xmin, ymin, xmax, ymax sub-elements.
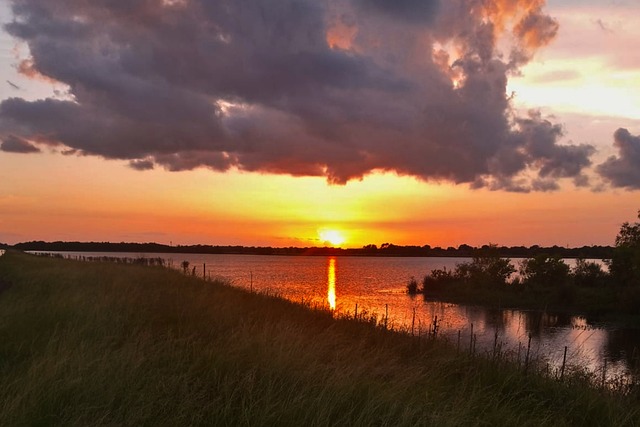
<box><xmin>318</xmin><ymin>229</ymin><xmax>346</xmax><ymax>247</ymax></box>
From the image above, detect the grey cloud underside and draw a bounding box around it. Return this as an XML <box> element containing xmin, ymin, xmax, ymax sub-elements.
<box><xmin>0</xmin><ymin>134</ymin><xmax>39</xmax><ymax>153</ymax></box>
<box><xmin>597</xmin><ymin>128</ymin><xmax>640</xmax><ymax>189</ymax></box>
<box><xmin>0</xmin><ymin>0</ymin><xmax>598</xmax><ymax>190</ymax></box>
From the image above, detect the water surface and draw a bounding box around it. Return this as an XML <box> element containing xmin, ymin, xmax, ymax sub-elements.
<box><xmin>35</xmin><ymin>251</ymin><xmax>638</xmax><ymax>382</ymax></box>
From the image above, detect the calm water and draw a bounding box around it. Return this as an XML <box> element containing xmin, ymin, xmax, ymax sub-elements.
<box><xmin>35</xmin><ymin>251</ymin><xmax>639</xmax><ymax>382</ymax></box>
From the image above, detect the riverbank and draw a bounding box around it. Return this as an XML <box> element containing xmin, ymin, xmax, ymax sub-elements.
<box><xmin>0</xmin><ymin>251</ymin><xmax>638</xmax><ymax>426</ymax></box>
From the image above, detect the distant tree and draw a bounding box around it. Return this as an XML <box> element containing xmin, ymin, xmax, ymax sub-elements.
<box><xmin>362</xmin><ymin>244</ymin><xmax>378</xmax><ymax>254</ymax></box>
<box><xmin>609</xmin><ymin>210</ymin><xmax>640</xmax><ymax>287</ymax></box>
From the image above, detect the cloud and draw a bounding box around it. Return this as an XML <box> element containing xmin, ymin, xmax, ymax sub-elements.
<box><xmin>596</xmin><ymin>128</ymin><xmax>640</xmax><ymax>189</ymax></box>
<box><xmin>354</xmin><ymin>0</ymin><xmax>440</xmax><ymax>24</ymax></box>
<box><xmin>0</xmin><ymin>135</ymin><xmax>40</xmax><ymax>153</ymax></box>
<box><xmin>0</xmin><ymin>0</ymin><xmax>594</xmax><ymax>191</ymax></box>
<box><xmin>129</xmin><ymin>159</ymin><xmax>154</xmax><ymax>171</ymax></box>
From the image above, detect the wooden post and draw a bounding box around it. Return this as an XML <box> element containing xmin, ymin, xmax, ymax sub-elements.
<box><xmin>602</xmin><ymin>358</ymin><xmax>607</xmax><ymax>388</ymax></box>
<box><xmin>560</xmin><ymin>346</ymin><xmax>567</xmax><ymax>381</ymax></box>
<box><xmin>203</xmin><ymin>263</ymin><xmax>206</xmax><ymax>280</ymax></box>
<box><xmin>355</xmin><ymin>303</ymin><xmax>358</xmax><ymax>319</ymax></box>
<box><xmin>432</xmin><ymin>315</ymin><xmax>438</xmax><ymax>338</ymax></box>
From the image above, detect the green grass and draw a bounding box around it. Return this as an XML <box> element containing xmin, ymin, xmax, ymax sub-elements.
<box><xmin>1</xmin><ymin>251</ymin><xmax>639</xmax><ymax>426</ymax></box>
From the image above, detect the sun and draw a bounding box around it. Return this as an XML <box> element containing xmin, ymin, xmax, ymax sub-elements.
<box><xmin>318</xmin><ymin>229</ymin><xmax>346</xmax><ymax>247</ymax></box>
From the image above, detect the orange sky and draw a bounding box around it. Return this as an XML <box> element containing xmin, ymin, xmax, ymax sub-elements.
<box><xmin>0</xmin><ymin>1</ymin><xmax>639</xmax><ymax>248</ymax></box>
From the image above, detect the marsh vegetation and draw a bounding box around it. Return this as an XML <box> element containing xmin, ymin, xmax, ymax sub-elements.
<box><xmin>1</xmin><ymin>251</ymin><xmax>640</xmax><ymax>425</ymax></box>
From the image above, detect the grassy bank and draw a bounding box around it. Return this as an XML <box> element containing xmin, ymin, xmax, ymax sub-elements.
<box><xmin>0</xmin><ymin>251</ymin><xmax>639</xmax><ymax>426</ymax></box>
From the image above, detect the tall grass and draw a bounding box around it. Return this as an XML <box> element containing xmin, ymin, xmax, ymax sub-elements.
<box><xmin>0</xmin><ymin>251</ymin><xmax>639</xmax><ymax>426</ymax></box>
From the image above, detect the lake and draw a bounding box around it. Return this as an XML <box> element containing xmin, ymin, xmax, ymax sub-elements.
<box><xmin>32</xmin><ymin>251</ymin><xmax>639</xmax><ymax>384</ymax></box>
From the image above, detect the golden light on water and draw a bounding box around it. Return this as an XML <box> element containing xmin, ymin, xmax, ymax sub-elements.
<box><xmin>327</xmin><ymin>257</ymin><xmax>336</xmax><ymax>310</ymax></box>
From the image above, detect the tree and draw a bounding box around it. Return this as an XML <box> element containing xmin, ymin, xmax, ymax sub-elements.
<box><xmin>455</xmin><ymin>246</ymin><xmax>515</xmax><ymax>289</ymax></box>
<box><xmin>609</xmin><ymin>210</ymin><xmax>640</xmax><ymax>287</ymax></box>
<box><xmin>572</xmin><ymin>258</ymin><xmax>607</xmax><ymax>288</ymax></box>
<box><xmin>519</xmin><ymin>254</ymin><xmax>570</xmax><ymax>288</ymax></box>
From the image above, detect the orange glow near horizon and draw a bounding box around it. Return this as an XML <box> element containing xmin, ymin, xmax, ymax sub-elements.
<box><xmin>0</xmin><ymin>150</ymin><xmax>638</xmax><ymax>248</ymax></box>
<box><xmin>327</xmin><ymin>257</ymin><xmax>336</xmax><ymax>310</ymax></box>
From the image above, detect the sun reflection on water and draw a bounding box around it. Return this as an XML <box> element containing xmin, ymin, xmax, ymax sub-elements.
<box><xmin>327</xmin><ymin>257</ymin><xmax>336</xmax><ymax>310</ymax></box>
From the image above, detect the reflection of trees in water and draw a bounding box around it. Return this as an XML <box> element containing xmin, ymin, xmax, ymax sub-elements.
<box><xmin>605</xmin><ymin>329</ymin><xmax>640</xmax><ymax>371</ymax></box>
<box><xmin>483</xmin><ymin>308</ymin><xmax>514</xmax><ymax>332</ymax></box>
<box><xmin>522</xmin><ymin>311</ymin><xmax>573</xmax><ymax>337</ymax></box>
<box><xmin>461</xmin><ymin>306</ymin><xmax>487</xmax><ymax>329</ymax></box>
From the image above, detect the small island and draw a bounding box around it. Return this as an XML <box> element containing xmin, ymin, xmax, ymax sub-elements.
<box><xmin>407</xmin><ymin>212</ymin><xmax>640</xmax><ymax>323</ymax></box>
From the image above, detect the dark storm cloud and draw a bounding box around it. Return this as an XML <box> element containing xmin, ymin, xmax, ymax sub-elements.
<box><xmin>0</xmin><ymin>134</ymin><xmax>40</xmax><ymax>153</ymax></box>
<box><xmin>0</xmin><ymin>0</ymin><xmax>595</xmax><ymax>191</ymax></box>
<box><xmin>355</xmin><ymin>0</ymin><xmax>441</xmax><ymax>24</ymax></box>
<box><xmin>596</xmin><ymin>128</ymin><xmax>640</xmax><ymax>189</ymax></box>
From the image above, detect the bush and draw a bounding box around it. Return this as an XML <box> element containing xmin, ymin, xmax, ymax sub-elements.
<box><xmin>519</xmin><ymin>255</ymin><xmax>570</xmax><ymax>288</ymax></box>
<box><xmin>455</xmin><ymin>255</ymin><xmax>515</xmax><ymax>289</ymax></box>
<box><xmin>572</xmin><ymin>258</ymin><xmax>608</xmax><ymax>288</ymax></box>
<box><xmin>406</xmin><ymin>276</ymin><xmax>420</xmax><ymax>294</ymax></box>
<box><xmin>422</xmin><ymin>268</ymin><xmax>455</xmax><ymax>295</ymax></box>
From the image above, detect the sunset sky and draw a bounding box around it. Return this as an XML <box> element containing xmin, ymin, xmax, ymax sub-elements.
<box><xmin>0</xmin><ymin>0</ymin><xmax>639</xmax><ymax>248</ymax></box>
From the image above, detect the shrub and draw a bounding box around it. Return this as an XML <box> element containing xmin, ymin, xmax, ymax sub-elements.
<box><xmin>406</xmin><ymin>276</ymin><xmax>420</xmax><ymax>294</ymax></box>
<box><xmin>422</xmin><ymin>268</ymin><xmax>456</xmax><ymax>295</ymax></box>
<box><xmin>609</xmin><ymin>211</ymin><xmax>640</xmax><ymax>287</ymax></box>
<box><xmin>455</xmin><ymin>255</ymin><xmax>515</xmax><ymax>289</ymax></box>
<box><xmin>181</xmin><ymin>260</ymin><xmax>190</xmax><ymax>274</ymax></box>
<box><xmin>572</xmin><ymin>258</ymin><xmax>608</xmax><ymax>288</ymax></box>
<box><xmin>519</xmin><ymin>255</ymin><xmax>570</xmax><ymax>288</ymax></box>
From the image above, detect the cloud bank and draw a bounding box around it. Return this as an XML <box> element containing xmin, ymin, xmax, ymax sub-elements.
<box><xmin>0</xmin><ymin>0</ymin><xmax>598</xmax><ymax>190</ymax></box>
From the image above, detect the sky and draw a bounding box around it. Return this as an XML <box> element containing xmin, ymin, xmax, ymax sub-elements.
<box><xmin>0</xmin><ymin>0</ymin><xmax>639</xmax><ymax>248</ymax></box>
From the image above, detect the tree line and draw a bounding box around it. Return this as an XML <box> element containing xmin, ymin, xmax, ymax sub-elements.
<box><xmin>11</xmin><ymin>241</ymin><xmax>613</xmax><ymax>259</ymax></box>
